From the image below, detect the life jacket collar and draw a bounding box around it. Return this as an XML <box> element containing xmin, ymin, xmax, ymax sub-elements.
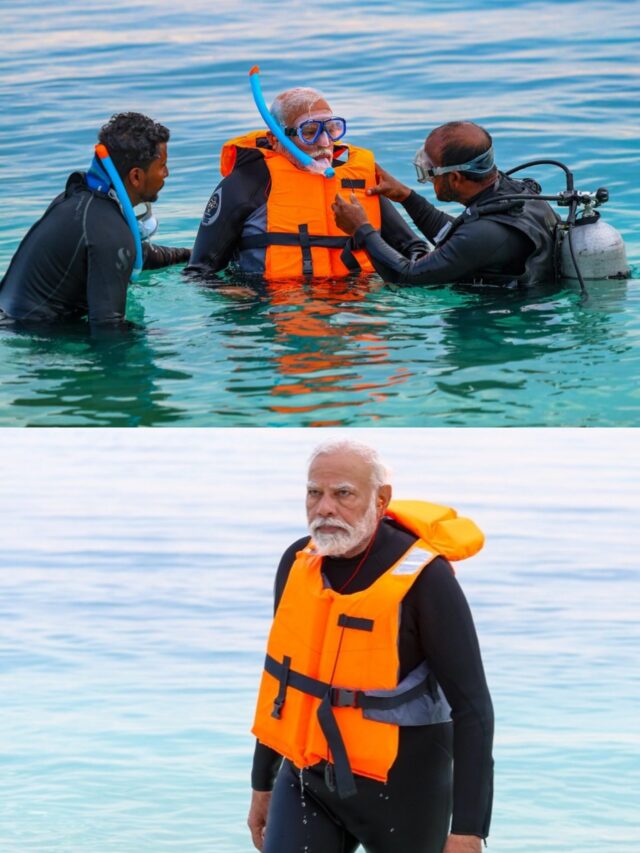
<box><xmin>385</xmin><ymin>499</ymin><xmax>485</xmax><ymax>561</ymax></box>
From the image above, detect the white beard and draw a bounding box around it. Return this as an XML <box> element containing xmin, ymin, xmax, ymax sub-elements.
<box><xmin>309</xmin><ymin>499</ymin><xmax>378</xmax><ymax>557</ymax></box>
<box><xmin>275</xmin><ymin>141</ymin><xmax>333</xmax><ymax>173</ymax></box>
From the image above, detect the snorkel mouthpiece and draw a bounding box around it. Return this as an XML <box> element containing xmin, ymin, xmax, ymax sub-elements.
<box><xmin>94</xmin><ymin>143</ymin><xmax>143</xmax><ymax>280</ymax></box>
<box><xmin>249</xmin><ymin>66</ymin><xmax>335</xmax><ymax>179</ymax></box>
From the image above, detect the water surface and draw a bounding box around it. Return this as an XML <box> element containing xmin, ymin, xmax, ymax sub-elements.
<box><xmin>0</xmin><ymin>0</ymin><xmax>638</xmax><ymax>425</ymax></box>
<box><xmin>1</xmin><ymin>429</ymin><xmax>638</xmax><ymax>851</ymax></box>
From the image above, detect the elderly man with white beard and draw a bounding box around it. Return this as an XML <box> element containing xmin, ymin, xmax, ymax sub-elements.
<box><xmin>186</xmin><ymin>88</ymin><xmax>426</xmax><ymax>281</ymax></box>
<box><xmin>248</xmin><ymin>440</ymin><xmax>494</xmax><ymax>853</ymax></box>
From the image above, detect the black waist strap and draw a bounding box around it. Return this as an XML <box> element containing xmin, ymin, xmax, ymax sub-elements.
<box><xmin>265</xmin><ymin>654</ymin><xmax>431</xmax><ymax>710</ymax></box>
<box><xmin>239</xmin><ymin>233</ymin><xmax>350</xmax><ymax>250</ymax></box>
<box><xmin>264</xmin><ymin>653</ymin><xmax>432</xmax><ymax>799</ymax></box>
<box><xmin>239</xmin><ymin>231</ymin><xmax>362</xmax><ymax>276</ymax></box>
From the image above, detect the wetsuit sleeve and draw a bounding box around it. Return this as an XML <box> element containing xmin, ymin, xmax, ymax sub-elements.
<box><xmin>187</xmin><ymin>153</ymin><xmax>269</xmax><ymax>277</ymax></box>
<box><xmin>402</xmin><ymin>190</ymin><xmax>455</xmax><ymax>242</ymax></box>
<box><xmin>414</xmin><ymin>558</ymin><xmax>494</xmax><ymax>838</ymax></box>
<box><xmin>251</xmin><ymin>538</ymin><xmax>310</xmax><ymax>791</ymax></box>
<box><xmin>354</xmin><ymin>215</ymin><xmax>527</xmax><ymax>285</ymax></box>
<box><xmin>142</xmin><ymin>243</ymin><xmax>191</xmax><ymax>269</ymax></box>
<box><xmin>378</xmin><ymin>196</ymin><xmax>429</xmax><ymax>259</ymax></box>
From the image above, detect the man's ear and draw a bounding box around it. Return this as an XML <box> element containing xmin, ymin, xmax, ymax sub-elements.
<box><xmin>377</xmin><ymin>485</ymin><xmax>392</xmax><ymax>516</ymax></box>
<box><xmin>127</xmin><ymin>166</ymin><xmax>145</xmax><ymax>190</ymax></box>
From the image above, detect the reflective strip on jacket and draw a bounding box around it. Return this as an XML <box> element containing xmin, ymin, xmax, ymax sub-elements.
<box><xmin>220</xmin><ymin>131</ymin><xmax>382</xmax><ymax>278</ymax></box>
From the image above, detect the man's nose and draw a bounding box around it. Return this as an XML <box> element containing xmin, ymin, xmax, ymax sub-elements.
<box><xmin>316</xmin><ymin>129</ymin><xmax>330</xmax><ymax>146</ymax></box>
<box><xmin>315</xmin><ymin>492</ymin><xmax>337</xmax><ymax>515</ymax></box>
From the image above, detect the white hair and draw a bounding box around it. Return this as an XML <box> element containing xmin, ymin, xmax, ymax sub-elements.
<box><xmin>270</xmin><ymin>87</ymin><xmax>328</xmax><ymax>128</ymax></box>
<box><xmin>307</xmin><ymin>439</ymin><xmax>392</xmax><ymax>489</ymax></box>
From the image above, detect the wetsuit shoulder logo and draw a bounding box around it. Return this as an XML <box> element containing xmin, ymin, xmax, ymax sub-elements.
<box><xmin>116</xmin><ymin>247</ymin><xmax>132</xmax><ymax>272</ymax></box>
<box><xmin>202</xmin><ymin>189</ymin><xmax>222</xmax><ymax>226</ymax></box>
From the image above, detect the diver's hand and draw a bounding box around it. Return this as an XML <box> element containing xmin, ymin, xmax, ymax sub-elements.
<box><xmin>247</xmin><ymin>789</ymin><xmax>272</xmax><ymax>851</ymax></box>
<box><xmin>366</xmin><ymin>163</ymin><xmax>411</xmax><ymax>202</ymax></box>
<box><xmin>441</xmin><ymin>833</ymin><xmax>483</xmax><ymax>853</ymax></box>
<box><xmin>332</xmin><ymin>193</ymin><xmax>370</xmax><ymax>235</ymax></box>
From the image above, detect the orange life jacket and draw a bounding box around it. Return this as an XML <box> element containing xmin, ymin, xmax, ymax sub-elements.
<box><xmin>252</xmin><ymin>500</ymin><xmax>484</xmax><ymax>797</ymax></box>
<box><xmin>220</xmin><ymin>131</ymin><xmax>382</xmax><ymax>278</ymax></box>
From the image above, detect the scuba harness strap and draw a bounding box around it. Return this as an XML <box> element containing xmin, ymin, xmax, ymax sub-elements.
<box><xmin>433</xmin><ymin>197</ymin><xmax>526</xmax><ymax>247</ymax></box>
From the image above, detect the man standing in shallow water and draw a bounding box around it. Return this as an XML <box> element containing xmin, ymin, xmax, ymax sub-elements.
<box><xmin>0</xmin><ymin>112</ymin><xmax>190</xmax><ymax>329</ymax></box>
<box><xmin>248</xmin><ymin>439</ymin><xmax>494</xmax><ymax>853</ymax></box>
<box><xmin>333</xmin><ymin>120</ymin><xmax>559</xmax><ymax>286</ymax></box>
<box><xmin>187</xmin><ymin>87</ymin><xmax>426</xmax><ymax>280</ymax></box>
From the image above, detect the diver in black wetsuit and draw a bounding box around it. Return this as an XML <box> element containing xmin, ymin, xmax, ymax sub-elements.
<box><xmin>248</xmin><ymin>440</ymin><xmax>494</xmax><ymax>853</ymax></box>
<box><xmin>333</xmin><ymin>120</ymin><xmax>559</xmax><ymax>287</ymax></box>
<box><xmin>0</xmin><ymin>112</ymin><xmax>190</xmax><ymax>328</ymax></box>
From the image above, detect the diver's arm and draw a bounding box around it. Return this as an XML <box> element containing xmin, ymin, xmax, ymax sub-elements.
<box><xmin>353</xmin><ymin>219</ymin><xmax>517</xmax><ymax>285</ymax></box>
<box><xmin>378</xmin><ymin>196</ymin><xmax>429</xmax><ymax>259</ymax></box>
<box><xmin>186</xmin><ymin>175</ymin><xmax>239</xmax><ymax>274</ymax></box>
<box><xmin>414</xmin><ymin>558</ymin><xmax>494</xmax><ymax>839</ymax></box>
<box><xmin>401</xmin><ymin>190</ymin><xmax>455</xmax><ymax>242</ymax></box>
<box><xmin>186</xmin><ymin>153</ymin><xmax>270</xmax><ymax>277</ymax></box>
<box><xmin>142</xmin><ymin>243</ymin><xmax>191</xmax><ymax>269</ymax></box>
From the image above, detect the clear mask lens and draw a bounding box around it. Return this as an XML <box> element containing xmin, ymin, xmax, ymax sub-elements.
<box><xmin>136</xmin><ymin>202</ymin><xmax>158</xmax><ymax>241</ymax></box>
<box><xmin>412</xmin><ymin>146</ymin><xmax>433</xmax><ymax>183</ymax></box>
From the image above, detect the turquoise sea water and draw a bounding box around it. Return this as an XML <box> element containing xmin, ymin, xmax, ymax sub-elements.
<box><xmin>1</xmin><ymin>429</ymin><xmax>639</xmax><ymax>852</ymax></box>
<box><xmin>0</xmin><ymin>0</ymin><xmax>638</xmax><ymax>426</ymax></box>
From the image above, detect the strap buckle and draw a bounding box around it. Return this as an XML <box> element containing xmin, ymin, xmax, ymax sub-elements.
<box><xmin>330</xmin><ymin>687</ymin><xmax>359</xmax><ymax>708</ymax></box>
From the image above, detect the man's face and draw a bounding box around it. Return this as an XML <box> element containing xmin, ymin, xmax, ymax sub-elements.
<box><xmin>288</xmin><ymin>106</ymin><xmax>335</xmax><ymax>172</ymax></box>
<box><xmin>139</xmin><ymin>142</ymin><xmax>169</xmax><ymax>203</ymax></box>
<box><xmin>306</xmin><ymin>449</ymin><xmax>381</xmax><ymax>558</ymax></box>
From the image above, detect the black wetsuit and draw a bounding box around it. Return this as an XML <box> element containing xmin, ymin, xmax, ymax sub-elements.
<box><xmin>186</xmin><ymin>145</ymin><xmax>427</xmax><ymax>279</ymax></box>
<box><xmin>0</xmin><ymin>172</ymin><xmax>190</xmax><ymax>326</ymax></box>
<box><xmin>353</xmin><ymin>173</ymin><xmax>559</xmax><ymax>286</ymax></box>
<box><xmin>252</xmin><ymin>519</ymin><xmax>494</xmax><ymax>853</ymax></box>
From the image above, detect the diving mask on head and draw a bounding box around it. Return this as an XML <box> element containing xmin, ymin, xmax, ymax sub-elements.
<box><xmin>413</xmin><ymin>145</ymin><xmax>495</xmax><ymax>183</ymax></box>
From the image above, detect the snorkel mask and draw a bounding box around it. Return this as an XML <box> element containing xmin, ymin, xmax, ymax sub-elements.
<box><xmin>136</xmin><ymin>203</ymin><xmax>158</xmax><ymax>241</ymax></box>
<box><xmin>413</xmin><ymin>145</ymin><xmax>495</xmax><ymax>183</ymax></box>
<box><xmin>249</xmin><ymin>65</ymin><xmax>335</xmax><ymax>178</ymax></box>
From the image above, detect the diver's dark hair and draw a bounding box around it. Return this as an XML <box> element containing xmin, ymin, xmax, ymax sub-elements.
<box><xmin>98</xmin><ymin>112</ymin><xmax>169</xmax><ymax>179</ymax></box>
<box><xmin>429</xmin><ymin>121</ymin><xmax>497</xmax><ymax>183</ymax></box>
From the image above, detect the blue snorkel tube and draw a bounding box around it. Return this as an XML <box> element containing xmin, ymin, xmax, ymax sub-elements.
<box><xmin>249</xmin><ymin>66</ymin><xmax>335</xmax><ymax>179</ymax></box>
<box><xmin>93</xmin><ymin>143</ymin><xmax>143</xmax><ymax>280</ymax></box>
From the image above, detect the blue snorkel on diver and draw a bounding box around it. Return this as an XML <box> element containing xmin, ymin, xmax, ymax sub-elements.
<box><xmin>86</xmin><ymin>143</ymin><xmax>143</xmax><ymax>280</ymax></box>
<box><xmin>249</xmin><ymin>65</ymin><xmax>335</xmax><ymax>179</ymax></box>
